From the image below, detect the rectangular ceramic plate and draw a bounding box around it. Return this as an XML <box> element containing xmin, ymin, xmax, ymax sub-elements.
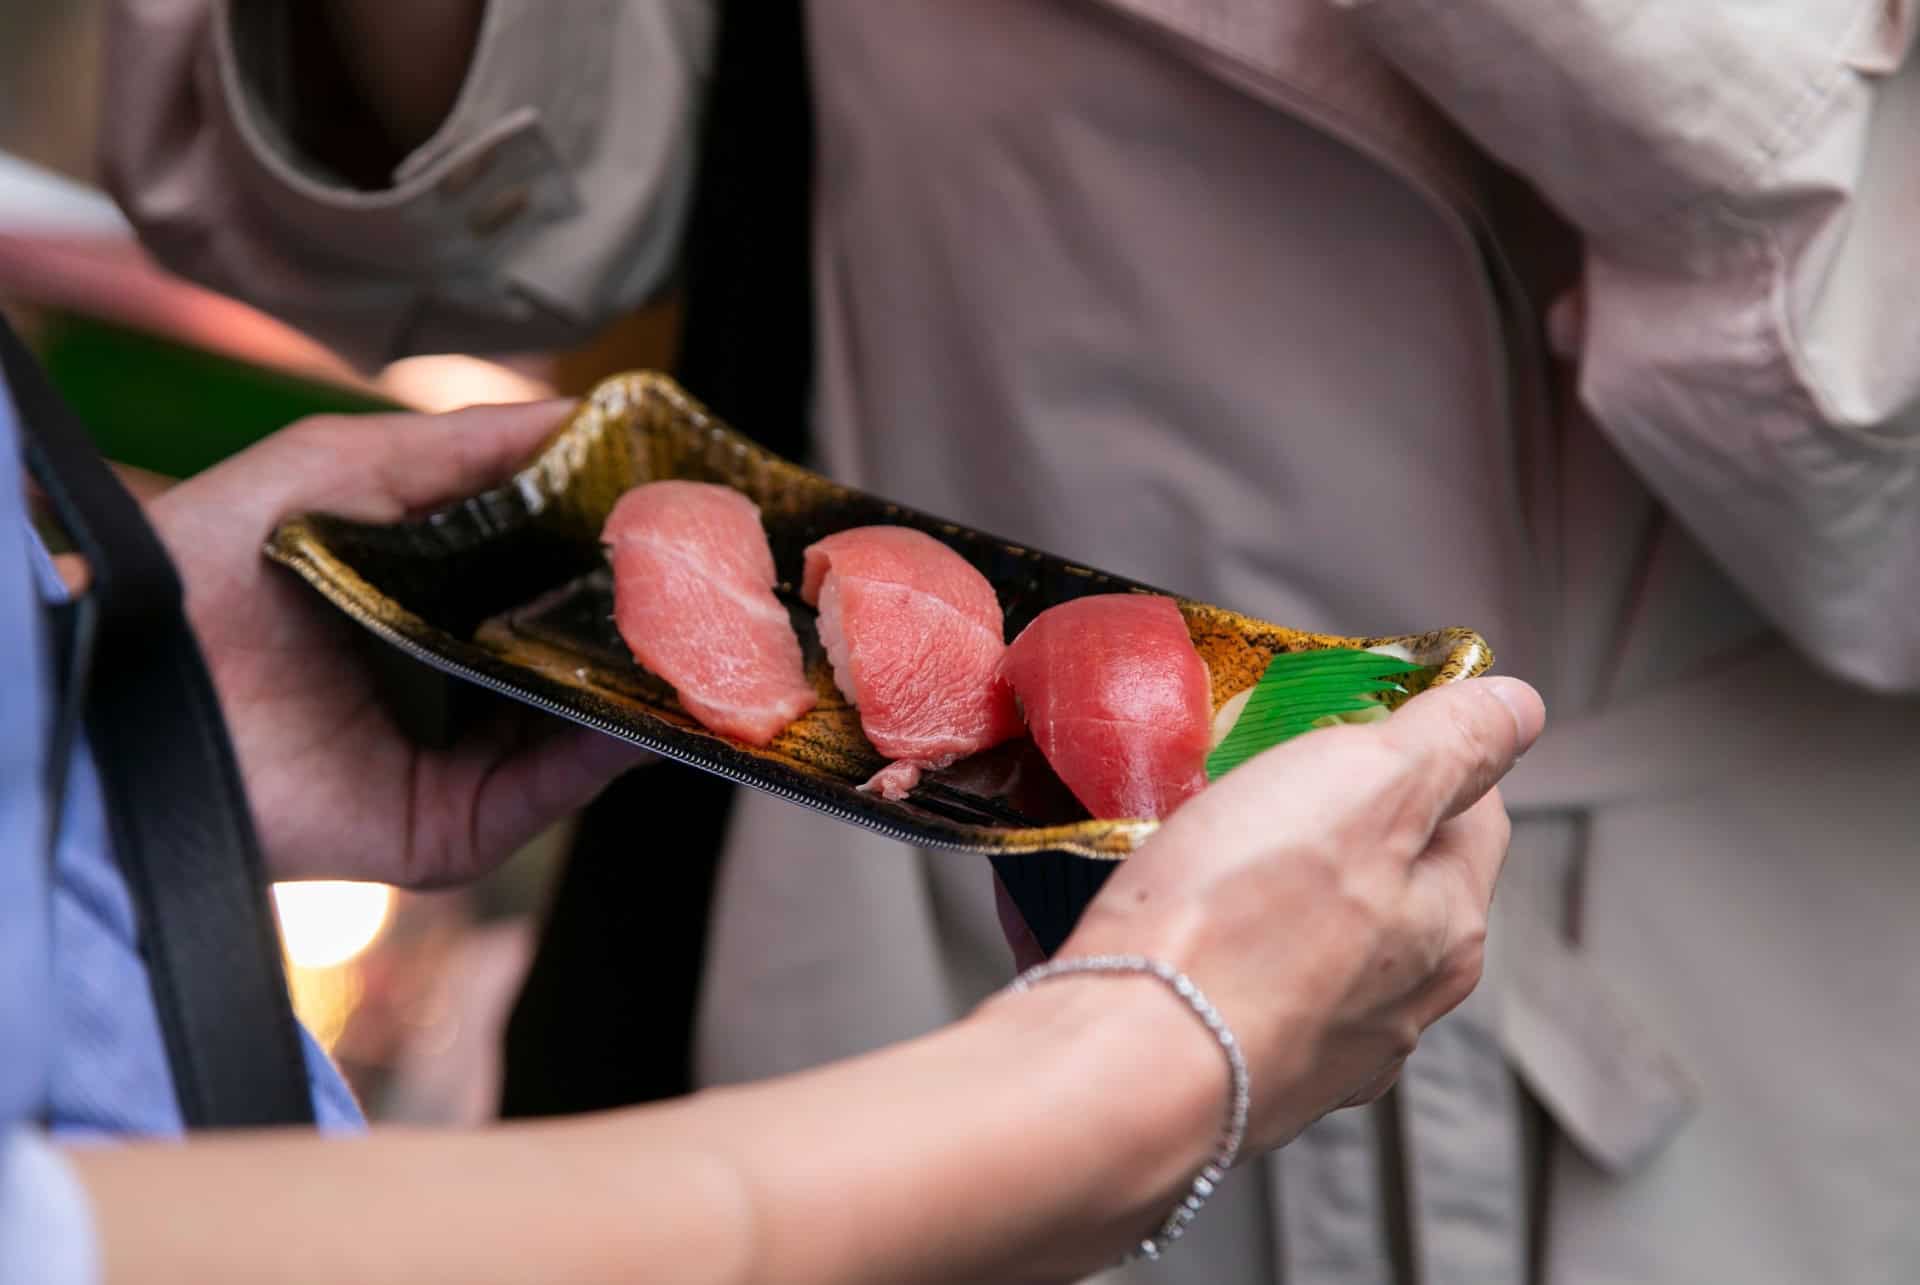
<box><xmin>266</xmin><ymin>374</ymin><xmax>1493</xmax><ymax>862</ymax></box>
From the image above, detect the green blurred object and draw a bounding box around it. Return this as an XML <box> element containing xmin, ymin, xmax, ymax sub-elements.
<box><xmin>1204</xmin><ymin>648</ymin><xmax>1426</xmax><ymax>781</ymax></box>
<box><xmin>34</xmin><ymin>311</ymin><xmax>397</xmax><ymax>477</ymax></box>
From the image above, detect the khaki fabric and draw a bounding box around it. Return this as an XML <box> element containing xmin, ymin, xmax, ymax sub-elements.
<box><xmin>101</xmin><ymin>0</ymin><xmax>710</xmax><ymax>365</ymax></box>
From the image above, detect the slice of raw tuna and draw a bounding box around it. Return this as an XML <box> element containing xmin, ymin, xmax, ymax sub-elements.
<box><xmin>604</xmin><ymin>481</ymin><xmax>816</xmax><ymax>745</ymax></box>
<box><xmin>998</xmin><ymin>594</ymin><xmax>1211</xmax><ymax>820</ymax></box>
<box><xmin>801</xmin><ymin>526</ymin><xmax>1022</xmax><ymax>793</ymax></box>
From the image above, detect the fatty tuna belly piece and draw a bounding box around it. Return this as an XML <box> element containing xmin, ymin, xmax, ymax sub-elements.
<box><xmin>802</xmin><ymin>526</ymin><xmax>1022</xmax><ymax>797</ymax></box>
<box><xmin>604</xmin><ymin>481</ymin><xmax>816</xmax><ymax>746</ymax></box>
<box><xmin>998</xmin><ymin>594</ymin><xmax>1211</xmax><ymax>820</ymax></box>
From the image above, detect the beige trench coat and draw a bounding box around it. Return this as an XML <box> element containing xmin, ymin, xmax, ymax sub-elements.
<box><xmin>103</xmin><ymin>2</ymin><xmax>1920</xmax><ymax>1281</ymax></box>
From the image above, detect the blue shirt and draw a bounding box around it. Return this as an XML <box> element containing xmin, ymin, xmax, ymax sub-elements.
<box><xmin>1</xmin><ymin>369</ymin><xmax>363</xmax><ymax>1281</ymax></box>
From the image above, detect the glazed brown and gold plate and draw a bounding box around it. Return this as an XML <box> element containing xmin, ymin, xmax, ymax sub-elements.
<box><xmin>266</xmin><ymin>374</ymin><xmax>1493</xmax><ymax>864</ymax></box>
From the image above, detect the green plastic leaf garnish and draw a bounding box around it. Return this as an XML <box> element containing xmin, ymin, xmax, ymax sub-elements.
<box><xmin>1205</xmin><ymin>648</ymin><xmax>1425</xmax><ymax>780</ymax></box>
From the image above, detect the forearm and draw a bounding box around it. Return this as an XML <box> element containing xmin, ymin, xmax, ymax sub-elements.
<box><xmin>319</xmin><ymin>0</ymin><xmax>485</xmax><ymax>151</ymax></box>
<box><xmin>68</xmin><ymin>979</ymin><xmax>1219</xmax><ymax>1285</ymax></box>
<box><xmin>697</xmin><ymin>976</ymin><xmax>1220</xmax><ymax>1284</ymax></box>
<box><xmin>69</xmin><ymin>1122</ymin><xmax>751</xmax><ymax>1285</ymax></box>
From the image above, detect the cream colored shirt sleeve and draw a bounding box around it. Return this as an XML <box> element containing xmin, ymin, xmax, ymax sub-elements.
<box><xmin>1339</xmin><ymin>0</ymin><xmax>1920</xmax><ymax>690</ymax></box>
<box><xmin>100</xmin><ymin>0</ymin><xmax>712</xmax><ymax>368</ymax></box>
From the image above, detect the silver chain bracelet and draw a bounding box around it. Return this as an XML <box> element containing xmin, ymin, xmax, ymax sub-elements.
<box><xmin>1003</xmin><ymin>954</ymin><xmax>1251</xmax><ymax>1262</ymax></box>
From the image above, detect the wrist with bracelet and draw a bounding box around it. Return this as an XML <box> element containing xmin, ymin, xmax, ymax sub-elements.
<box><xmin>1002</xmin><ymin>954</ymin><xmax>1250</xmax><ymax>1262</ymax></box>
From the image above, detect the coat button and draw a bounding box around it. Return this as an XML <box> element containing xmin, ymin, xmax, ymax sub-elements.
<box><xmin>438</xmin><ymin>149</ymin><xmax>495</xmax><ymax>197</ymax></box>
<box><xmin>468</xmin><ymin>183</ymin><xmax>532</xmax><ymax>238</ymax></box>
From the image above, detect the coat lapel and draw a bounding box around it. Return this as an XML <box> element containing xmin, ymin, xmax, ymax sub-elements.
<box><xmin>1081</xmin><ymin>0</ymin><xmax>1492</xmax><ymax>223</ymax></box>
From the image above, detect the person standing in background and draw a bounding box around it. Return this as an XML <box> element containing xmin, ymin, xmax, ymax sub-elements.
<box><xmin>103</xmin><ymin>2</ymin><xmax>1920</xmax><ymax>1282</ymax></box>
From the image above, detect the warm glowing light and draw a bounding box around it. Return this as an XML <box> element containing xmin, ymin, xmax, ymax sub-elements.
<box><xmin>286</xmin><ymin>960</ymin><xmax>366</xmax><ymax>1051</ymax></box>
<box><xmin>376</xmin><ymin>354</ymin><xmax>554</xmax><ymax>414</ymax></box>
<box><xmin>273</xmin><ymin>881</ymin><xmax>395</xmax><ymax>970</ymax></box>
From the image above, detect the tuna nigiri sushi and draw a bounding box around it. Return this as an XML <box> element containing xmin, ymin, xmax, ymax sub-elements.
<box><xmin>802</xmin><ymin>526</ymin><xmax>1023</xmax><ymax>798</ymax></box>
<box><xmin>998</xmin><ymin>594</ymin><xmax>1211</xmax><ymax>820</ymax></box>
<box><xmin>604</xmin><ymin>481</ymin><xmax>816</xmax><ymax>745</ymax></box>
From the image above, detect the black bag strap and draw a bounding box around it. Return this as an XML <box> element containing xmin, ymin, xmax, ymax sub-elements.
<box><xmin>3</xmin><ymin>316</ymin><xmax>315</xmax><ymax>1129</ymax></box>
